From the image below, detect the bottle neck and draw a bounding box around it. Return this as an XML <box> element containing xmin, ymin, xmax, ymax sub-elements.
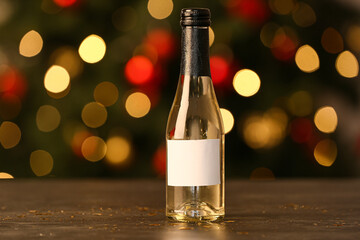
<box><xmin>180</xmin><ymin>26</ymin><xmax>211</xmax><ymax>77</ymax></box>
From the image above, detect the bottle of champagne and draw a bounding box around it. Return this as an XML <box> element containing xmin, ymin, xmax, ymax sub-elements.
<box><xmin>166</xmin><ymin>8</ymin><xmax>225</xmax><ymax>222</ymax></box>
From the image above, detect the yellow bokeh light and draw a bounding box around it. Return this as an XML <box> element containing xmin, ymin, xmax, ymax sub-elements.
<box><xmin>81</xmin><ymin>136</ymin><xmax>107</xmax><ymax>162</ymax></box>
<box><xmin>209</xmin><ymin>27</ymin><xmax>215</xmax><ymax>47</ymax></box>
<box><xmin>78</xmin><ymin>34</ymin><xmax>106</xmax><ymax>64</ymax></box>
<box><xmin>0</xmin><ymin>172</ymin><xmax>14</xmax><ymax>179</ymax></box>
<box><xmin>105</xmin><ymin>136</ymin><xmax>131</xmax><ymax>165</ymax></box>
<box><xmin>0</xmin><ymin>121</ymin><xmax>21</xmax><ymax>149</ymax></box>
<box><xmin>292</xmin><ymin>2</ymin><xmax>316</xmax><ymax>28</ymax></box>
<box><xmin>260</xmin><ymin>22</ymin><xmax>279</xmax><ymax>48</ymax></box>
<box><xmin>335</xmin><ymin>51</ymin><xmax>359</xmax><ymax>78</ymax></box>
<box><xmin>314</xmin><ymin>106</ymin><xmax>338</xmax><ymax>133</ymax></box>
<box><xmin>243</xmin><ymin>108</ymin><xmax>287</xmax><ymax>149</ymax></box>
<box><xmin>46</xmin><ymin>84</ymin><xmax>71</xmax><ymax>99</ymax></box>
<box><xmin>295</xmin><ymin>45</ymin><xmax>320</xmax><ymax>73</ymax></box>
<box><xmin>125</xmin><ymin>92</ymin><xmax>151</xmax><ymax>118</ymax></box>
<box><xmin>81</xmin><ymin>102</ymin><xmax>107</xmax><ymax>128</ymax></box>
<box><xmin>346</xmin><ymin>25</ymin><xmax>360</xmax><ymax>52</ymax></box>
<box><xmin>52</xmin><ymin>46</ymin><xmax>83</xmax><ymax>78</ymax></box>
<box><xmin>30</xmin><ymin>150</ymin><xmax>54</xmax><ymax>177</ymax></box>
<box><xmin>269</xmin><ymin>0</ymin><xmax>296</xmax><ymax>15</ymax></box>
<box><xmin>93</xmin><ymin>81</ymin><xmax>119</xmax><ymax>107</ymax></box>
<box><xmin>321</xmin><ymin>27</ymin><xmax>343</xmax><ymax>54</ymax></box>
<box><xmin>147</xmin><ymin>0</ymin><xmax>173</xmax><ymax>20</ymax></box>
<box><xmin>36</xmin><ymin>105</ymin><xmax>61</xmax><ymax>132</ymax></box>
<box><xmin>287</xmin><ymin>90</ymin><xmax>313</xmax><ymax>117</ymax></box>
<box><xmin>220</xmin><ymin>108</ymin><xmax>234</xmax><ymax>134</ymax></box>
<box><xmin>243</xmin><ymin>115</ymin><xmax>270</xmax><ymax>149</ymax></box>
<box><xmin>233</xmin><ymin>69</ymin><xmax>261</xmax><ymax>97</ymax></box>
<box><xmin>314</xmin><ymin>139</ymin><xmax>337</xmax><ymax>167</ymax></box>
<box><xmin>44</xmin><ymin>65</ymin><xmax>70</xmax><ymax>94</ymax></box>
<box><xmin>250</xmin><ymin>167</ymin><xmax>275</xmax><ymax>180</ymax></box>
<box><xmin>19</xmin><ymin>30</ymin><xmax>43</xmax><ymax>57</ymax></box>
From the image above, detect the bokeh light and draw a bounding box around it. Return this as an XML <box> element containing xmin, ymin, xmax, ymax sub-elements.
<box><xmin>250</xmin><ymin>167</ymin><xmax>275</xmax><ymax>180</ymax></box>
<box><xmin>314</xmin><ymin>106</ymin><xmax>338</xmax><ymax>134</ymax></box>
<box><xmin>220</xmin><ymin>108</ymin><xmax>234</xmax><ymax>134</ymax></box>
<box><xmin>243</xmin><ymin>108</ymin><xmax>287</xmax><ymax>149</ymax></box>
<box><xmin>292</xmin><ymin>2</ymin><xmax>316</xmax><ymax>27</ymax></box>
<box><xmin>53</xmin><ymin>0</ymin><xmax>77</xmax><ymax>7</ymax></box>
<box><xmin>314</xmin><ymin>139</ymin><xmax>337</xmax><ymax>167</ymax></box>
<box><xmin>93</xmin><ymin>81</ymin><xmax>119</xmax><ymax>107</ymax></box>
<box><xmin>125</xmin><ymin>92</ymin><xmax>151</xmax><ymax>118</ymax></box>
<box><xmin>112</xmin><ymin>6</ymin><xmax>137</xmax><ymax>32</ymax></box>
<box><xmin>51</xmin><ymin>46</ymin><xmax>83</xmax><ymax>78</ymax></box>
<box><xmin>321</xmin><ymin>27</ymin><xmax>344</xmax><ymax>54</ymax></box>
<box><xmin>269</xmin><ymin>0</ymin><xmax>296</xmax><ymax>15</ymax></box>
<box><xmin>144</xmin><ymin>29</ymin><xmax>175</xmax><ymax>60</ymax></box>
<box><xmin>233</xmin><ymin>69</ymin><xmax>261</xmax><ymax>97</ymax></box>
<box><xmin>0</xmin><ymin>121</ymin><xmax>21</xmax><ymax>149</ymax></box>
<box><xmin>335</xmin><ymin>51</ymin><xmax>359</xmax><ymax>78</ymax></box>
<box><xmin>295</xmin><ymin>45</ymin><xmax>320</xmax><ymax>73</ymax></box>
<box><xmin>210</xmin><ymin>56</ymin><xmax>229</xmax><ymax>85</ymax></box>
<box><xmin>81</xmin><ymin>102</ymin><xmax>107</xmax><ymax>128</ymax></box>
<box><xmin>0</xmin><ymin>93</ymin><xmax>21</xmax><ymax>120</ymax></box>
<box><xmin>0</xmin><ymin>172</ymin><xmax>14</xmax><ymax>179</ymax></box>
<box><xmin>346</xmin><ymin>25</ymin><xmax>360</xmax><ymax>52</ymax></box>
<box><xmin>147</xmin><ymin>0</ymin><xmax>173</xmax><ymax>20</ymax></box>
<box><xmin>260</xmin><ymin>22</ymin><xmax>279</xmax><ymax>48</ymax></box>
<box><xmin>46</xmin><ymin>84</ymin><xmax>70</xmax><ymax>99</ymax></box>
<box><xmin>0</xmin><ymin>66</ymin><xmax>27</xmax><ymax>99</ymax></box>
<box><xmin>30</xmin><ymin>150</ymin><xmax>54</xmax><ymax>176</ymax></box>
<box><xmin>78</xmin><ymin>34</ymin><xmax>106</xmax><ymax>64</ymax></box>
<box><xmin>105</xmin><ymin>136</ymin><xmax>131</xmax><ymax>165</ymax></box>
<box><xmin>36</xmin><ymin>105</ymin><xmax>61</xmax><ymax>132</ymax></box>
<box><xmin>19</xmin><ymin>30</ymin><xmax>43</xmax><ymax>57</ymax></box>
<box><xmin>71</xmin><ymin>129</ymin><xmax>92</xmax><ymax>157</ymax></box>
<box><xmin>44</xmin><ymin>65</ymin><xmax>70</xmax><ymax>94</ymax></box>
<box><xmin>0</xmin><ymin>0</ymin><xmax>13</xmax><ymax>26</ymax></box>
<box><xmin>271</xmin><ymin>28</ymin><xmax>298</xmax><ymax>61</ymax></box>
<box><xmin>287</xmin><ymin>90</ymin><xmax>313</xmax><ymax>117</ymax></box>
<box><xmin>209</xmin><ymin>27</ymin><xmax>215</xmax><ymax>47</ymax></box>
<box><xmin>290</xmin><ymin>118</ymin><xmax>312</xmax><ymax>143</ymax></box>
<box><xmin>81</xmin><ymin>136</ymin><xmax>107</xmax><ymax>162</ymax></box>
<box><xmin>125</xmin><ymin>56</ymin><xmax>154</xmax><ymax>85</ymax></box>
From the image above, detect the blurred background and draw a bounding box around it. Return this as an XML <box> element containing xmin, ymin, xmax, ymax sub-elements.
<box><xmin>0</xmin><ymin>0</ymin><xmax>359</xmax><ymax>179</ymax></box>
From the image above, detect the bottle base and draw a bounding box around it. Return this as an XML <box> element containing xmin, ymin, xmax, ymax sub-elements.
<box><xmin>166</xmin><ymin>201</ymin><xmax>224</xmax><ymax>223</ymax></box>
<box><xmin>167</xmin><ymin>214</ymin><xmax>224</xmax><ymax>223</ymax></box>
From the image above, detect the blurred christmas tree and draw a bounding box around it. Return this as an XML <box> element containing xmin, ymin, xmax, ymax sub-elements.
<box><xmin>0</xmin><ymin>0</ymin><xmax>359</xmax><ymax>178</ymax></box>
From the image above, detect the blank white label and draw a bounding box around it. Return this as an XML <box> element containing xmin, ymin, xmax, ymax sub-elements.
<box><xmin>167</xmin><ymin>139</ymin><xmax>220</xmax><ymax>186</ymax></box>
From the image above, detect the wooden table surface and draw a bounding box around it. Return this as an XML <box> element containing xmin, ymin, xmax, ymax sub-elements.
<box><xmin>0</xmin><ymin>179</ymin><xmax>359</xmax><ymax>239</ymax></box>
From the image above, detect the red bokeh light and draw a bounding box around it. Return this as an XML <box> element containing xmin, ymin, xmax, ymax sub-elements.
<box><xmin>0</xmin><ymin>66</ymin><xmax>27</xmax><ymax>99</ymax></box>
<box><xmin>53</xmin><ymin>0</ymin><xmax>77</xmax><ymax>7</ymax></box>
<box><xmin>290</xmin><ymin>118</ymin><xmax>313</xmax><ymax>143</ymax></box>
<box><xmin>153</xmin><ymin>145</ymin><xmax>166</xmax><ymax>177</ymax></box>
<box><xmin>210</xmin><ymin>56</ymin><xmax>229</xmax><ymax>85</ymax></box>
<box><xmin>271</xmin><ymin>34</ymin><xmax>297</xmax><ymax>61</ymax></box>
<box><xmin>125</xmin><ymin>56</ymin><xmax>154</xmax><ymax>85</ymax></box>
<box><xmin>227</xmin><ymin>0</ymin><xmax>269</xmax><ymax>26</ymax></box>
<box><xmin>145</xmin><ymin>29</ymin><xmax>176</xmax><ymax>60</ymax></box>
<box><xmin>71</xmin><ymin>130</ymin><xmax>92</xmax><ymax>157</ymax></box>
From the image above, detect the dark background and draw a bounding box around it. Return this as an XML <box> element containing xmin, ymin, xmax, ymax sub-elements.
<box><xmin>0</xmin><ymin>0</ymin><xmax>359</xmax><ymax>178</ymax></box>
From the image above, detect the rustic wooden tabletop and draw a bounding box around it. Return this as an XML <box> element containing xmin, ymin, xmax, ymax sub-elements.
<box><xmin>0</xmin><ymin>179</ymin><xmax>359</xmax><ymax>239</ymax></box>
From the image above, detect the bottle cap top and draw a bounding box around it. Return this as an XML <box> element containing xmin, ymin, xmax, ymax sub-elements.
<box><xmin>180</xmin><ymin>8</ymin><xmax>211</xmax><ymax>27</ymax></box>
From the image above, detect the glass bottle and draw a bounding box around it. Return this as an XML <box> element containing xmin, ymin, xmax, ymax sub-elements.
<box><xmin>166</xmin><ymin>8</ymin><xmax>225</xmax><ymax>222</ymax></box>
